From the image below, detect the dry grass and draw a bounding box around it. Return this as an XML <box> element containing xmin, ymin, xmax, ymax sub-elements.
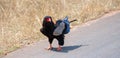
<box><xmin>0</xmin><ymin>0</ymin><xmax>120</xmax><ymax>56</ymax></box>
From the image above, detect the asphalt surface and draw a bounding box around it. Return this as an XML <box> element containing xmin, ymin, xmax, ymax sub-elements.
<box><xmin>2</xmin><ymin>12</ymin><xmax>120</xmax><ymax>58</ymax></box>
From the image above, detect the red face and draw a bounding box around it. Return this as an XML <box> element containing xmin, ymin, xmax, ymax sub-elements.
<box><xmin>45</xmin><ymin>18</ymin><xmax>51</xmax><ymax>22</ymax></box>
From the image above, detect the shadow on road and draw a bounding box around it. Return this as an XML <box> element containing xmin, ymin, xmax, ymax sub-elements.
<box><xmin>52</xmin><ymin>45</ymin><xmax>88</xmax><ymax>53</ymax></box>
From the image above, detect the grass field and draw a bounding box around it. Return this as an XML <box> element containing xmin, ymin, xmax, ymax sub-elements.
<box><xmin>0</xmin><ymin>0</ymin><xmax>120</xmax><ymax>56</ymax></box>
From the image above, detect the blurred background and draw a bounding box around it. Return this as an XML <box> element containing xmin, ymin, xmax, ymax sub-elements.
<box><xmin>0</xmin><ymin>0</ymin><xmax>120</xmax><ymax>56</ymax></box>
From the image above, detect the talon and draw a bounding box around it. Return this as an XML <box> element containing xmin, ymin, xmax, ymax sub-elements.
<box><xmin>57</xmin><ymin>47</ymin><xmax>62</xmax><ymax>51</ymax></box>
<box><xmin>45</xmin><ymin>47</ymin><xmax>53</xmax><ymax>50</ymax></box>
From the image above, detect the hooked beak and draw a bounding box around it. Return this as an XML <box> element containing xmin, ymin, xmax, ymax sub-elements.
<box><xmin>46</xmin><ymin>18</ymin><xmax>51</xmax><ymax>22</ymax></box>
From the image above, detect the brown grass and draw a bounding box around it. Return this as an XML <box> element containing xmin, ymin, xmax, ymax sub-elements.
<box><xmin>0</xmin><ymin>0</ymin><xmax>120</xmax><ymax>56</ymax></box>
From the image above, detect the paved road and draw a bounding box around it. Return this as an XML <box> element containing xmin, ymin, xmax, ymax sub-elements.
<box><xmin>2</xmin><ymin>12</ymin><xmax>120</xmax><ymax>58</ymax></box>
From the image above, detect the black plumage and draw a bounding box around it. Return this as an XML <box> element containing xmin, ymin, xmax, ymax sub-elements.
<box><xmin>40</xmin><ymin>16</ymin><xmax>64</xmax><ymax>46</ymax></box>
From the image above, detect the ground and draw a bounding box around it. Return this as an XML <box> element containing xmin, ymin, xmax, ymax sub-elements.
<box><xmin>2</xmin><ymin>11</ymin><xmax>120</xmax><ymax>58</ymax></box>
